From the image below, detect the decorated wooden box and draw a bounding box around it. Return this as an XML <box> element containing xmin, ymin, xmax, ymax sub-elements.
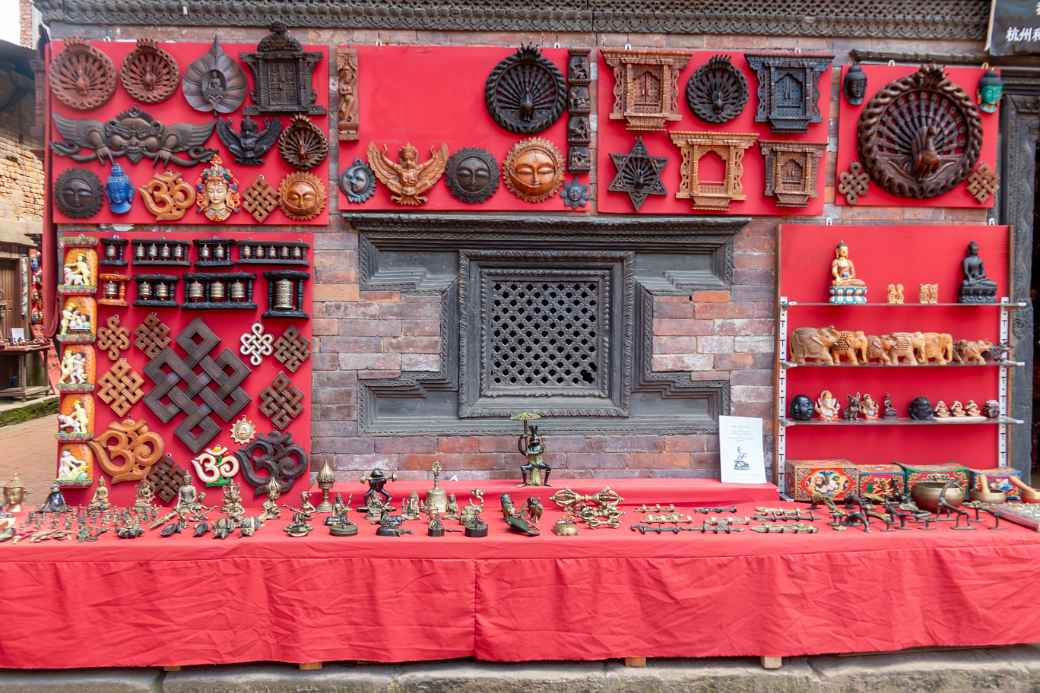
<box><xmin>786</xmin><ymin>459</ymin><xmax>857</xmax><ymax>501</ymax></box>
<box><xmin>855</xmin><ymin>464</ymin><xmax>904</xmax><ymax>499</ymax></box>
<box><xmin>898</xmin><ymin>462</ymin><xmax>971</xmax><ymax>494</ymax></box>
<box><xmin>970</xmin><ymin>467</ymin><xmax>1023</xmax><ymax>500</ymax></box>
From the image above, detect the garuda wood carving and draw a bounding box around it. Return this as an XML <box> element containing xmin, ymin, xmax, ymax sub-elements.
<box><xmin>52</xmin><ymin>108</ymin><xmax>217</xmax><ymax>167</ymax></box>
<box><xmin>857</xmin><ymin>64</ymin><xmax>983</xmax><ymax>199</ymax></box>
<box><xmin>216</xmin><ymin>115</ymin><xmax>281</xmax><ymax>166</ymax></box>
<box><xmin>367</xmin><ymin>142</ymin><xmax>448</xmax><ymax>206</ymax></box>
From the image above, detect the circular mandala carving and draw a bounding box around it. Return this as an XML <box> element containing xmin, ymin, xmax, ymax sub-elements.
<box><xmin>485</xmin><ymin>45</ymin><xmax>566</xmax><ymax>134</ymax></box>
<box><xmin>857</xmin><ymin>64</ymin><xmax>982</xmax><ymax>199</ymax></box>
<box><xmin>278</xmin><ymin>115</ymin><xmax>329</xmax><ymax>170</ymax></box>
<box><xmin>120</xmin><ymin>39</ymin><xmax>179</xmax><ymax>103</ymax></box>
<box><xmin>502</xmin><ymin>137</ymin><xmax>563</xmax><ymax>203</ymax></box>
<box><xmin>685</xmin><ymin>55</ymin><xmax>748</xmax><ymax>124</ymax></box>
<box><xmin>445</xmin><ymin>148</ymin><xmax>499</xmax><ymax>204</ymax></box>
<box><xmin>278</xmin><ymin>171</ymin><xmax>326</xmax><ymax>221</ymax></box>
<box><xmin>49</xmin><ymin>38</ymin><xmax>117</xmax><ymax>111</ymax></box>
<box><xmin>55</xmin><ymin>168</ymin><xmax>103</xmax><ymax>218</ymax></box>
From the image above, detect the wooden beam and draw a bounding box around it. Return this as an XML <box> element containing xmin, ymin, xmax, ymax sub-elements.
<box><xmin>299</xmin><ymin>662</ymin><xmax>323</xmax><ymax>671</ymax></box>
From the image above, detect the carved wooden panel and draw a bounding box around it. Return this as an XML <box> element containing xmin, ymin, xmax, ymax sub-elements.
<box><xmin>96</xmin><ymin>358</ymin><xmax>145</xmax><ymax>417</ymax></box>
<box><xmin>134</xmin><ymin>312</ymin><xmax>171</xmax><ymax>358</ymax></box>
<box><xmin>96</xmin><ymin>314</ymin><xmax>130</xmax><ymax>361</ymax></box>
<box><xmin>601</xmin><ymin>49</ymin><xmax>690</xmax><ymax>131</ymax></box>
<box><xmin>669</xmin><ymin>131</ymin><xmax>758</xmax><ymax>210</ymax></box>
<box><xmin>259</xmin><ymin>372</ymin><xmax>305</xmax><ymax>430</ymax></box>
<box><xmin>273</xmin><ymin>326</ymin><xmax>310</xmax><ymax>373</ymax></box>
<box><xmin>745</xmin><ymin>54</ymin><xmax>832</xmax><ymax>132</ymax></box>
<box><xmin>336</xmin><ymin>48</ymin><xmax>359</xmax><ymax>141</ymax></box>
<box><xmin>759</xmin><ymin>141</ymin><xmax>826</xmax><ymax>207</ymax></box>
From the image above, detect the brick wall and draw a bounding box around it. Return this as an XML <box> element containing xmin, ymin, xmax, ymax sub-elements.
<box><xmin>19</xmin><ymin>0</ymin><xmax>32</xmax><ymax>48</ymax></box>
<box><xmin>49</xmin><ymin>24</ymin><xmax>989</xmax><ymax>480</ymax></box>
<box><xmin>0</xmin><ymin>67</ymin><xmax>42</xmax><ymax>221</ymax></box>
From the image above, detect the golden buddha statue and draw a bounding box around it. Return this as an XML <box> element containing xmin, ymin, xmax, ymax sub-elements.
<box><xmin>829</xmin><ymin>241</ymin><xmax>868</xmax><ymax>304</ymax></box>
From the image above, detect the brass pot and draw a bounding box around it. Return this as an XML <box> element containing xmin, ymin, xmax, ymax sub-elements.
<box><xmin>911</xmin><ymin>481</ymin><xmax>964</xmax><ymax>512</ymax></box>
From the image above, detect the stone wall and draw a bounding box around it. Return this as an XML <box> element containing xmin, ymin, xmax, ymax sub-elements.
<box><xmin>45</xmin><ymin>23</ymin><xmax>990</xmax><ymax>480</ymax></box>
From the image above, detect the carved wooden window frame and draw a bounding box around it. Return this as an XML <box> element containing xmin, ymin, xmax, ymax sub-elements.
<box><xmin>601</xmin><ymin>49</ymin><xmax>690</xmax><ymax>131</ymax></box>
<box><xmin>759</xmin><ymin>140</ymin><xmax>826</xmax><ymax>207</ymax></box>
<box><xmin>670</xmin><ymin>131</ymin><xmax>758</xmax><ymax>211</ymax></box>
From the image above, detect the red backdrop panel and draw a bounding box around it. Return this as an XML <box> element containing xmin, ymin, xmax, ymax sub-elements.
<box><xmin>59</xmin><ymin>230</ymin><xmax>313</xmax><ymax>509</ymax></box>
<box><xmin>596</xmin><ymin>50</ymin><xmax>830</xmax><ymax>216</ymax></box>
<box><xmin>48</xmin><ymin>40</ymin><xmax>330</xmax><ymax>226</ymax></box>
<box><xmin>835</xmin><ymin>64</ymin><xmax>998</xmax><ymax>208</ymax></box>
<box><xmin>779</xmin><ymin>224</ymin><xmax>1010</xmax><ymax>469</ymax></box>
<box><xmin>338</xmin><ymin>45</ymin><xmax>575</xmax><ymax>212</ymax></box>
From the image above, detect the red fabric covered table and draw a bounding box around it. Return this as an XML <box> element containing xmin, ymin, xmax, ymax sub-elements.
<box><xmin>1</xmin><ymin>478</ymin><xmax>1039</xmax><ymax>669</ymax></box>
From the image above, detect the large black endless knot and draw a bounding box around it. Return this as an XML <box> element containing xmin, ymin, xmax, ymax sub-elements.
<box><xmin>143</xmin><ymin>318</ymin><xmax>251</xmax><ymax>454</ymax></box>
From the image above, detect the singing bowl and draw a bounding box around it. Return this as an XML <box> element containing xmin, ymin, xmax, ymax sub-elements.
<box><xmin>911</xmin><ymin>481</ymin><xmax>964</xmax><ymax>513</ymax></box>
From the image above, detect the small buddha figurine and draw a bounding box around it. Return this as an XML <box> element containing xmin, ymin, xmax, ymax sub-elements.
<box><xmin>3</xmin><ymin>473</ymin><xmax>26</xmax><ymax>513</ymax></box>
<box><xmin>829</xmin><ymin>241</ymin><xmax>868</xmax><ymax>304</ymax></box>
<box><xmin>934</xmin><ymin>400</ymin><xmax>950</xmax><ymax>418</ymax></box>
<box><xmin>175</xmin><ymin>472</ymin><xmax>206</xmax><ymax>521</ymax></box>
<box><xmin>815</xmin><ymin>390</ymin><xmax>841</xmax><ymax>421</ymax></box>
<box><xmin>965</xmin><ymin>400</ymin><xmax>982</xmax><ymax>417</ymax></box>
<box><xmin>133</xmin><ymin>478</ymin><xmax>155</xmax><ymax>515</ymax></box>
<box><xmin>261</xmin><ymin>478</ymin><xmax>282</xmax><ymax>520</ymax></box>
<box><xmin>882</xmin><ymin>393</ymin><xmax>898</xmax><ymax>418</ymax></box>
<box><xmin>444</xmin><ymin>493</ymin><xmax>459</xmax><ymax>520</ymax></box>
<box><xmin>861</xmin><ymin>394</ymin><xmax>879</xmax><ymax>420</ymax></box>
<box><xmin>299</xmin><ymin>491</ymin><xmax>316</xmax><ymax>519</ymax></box>
<box><xmin>958</xmin><ymin>241</ymin><xmax>998</xmax><ymax>304</ymax></box>
<box><xmin>402</xmin><ymin>491</ymin><xmax>421</xmax><ymax>520</ymax></box>
<box><xmin>950</xmin><ymin>400</ymin><xmax>966</xmax><ymax>417</ymax></box>
<box><xmin>87</xmin><ymin>476</ymin><xmax>111</xmax><ymax>513</ymax></box>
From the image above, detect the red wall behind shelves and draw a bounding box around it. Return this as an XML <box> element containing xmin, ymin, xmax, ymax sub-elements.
<box><xmin>48</xmin><ymin>40</ymin><xmax>330</xmax><ymax>226</ymax></box>
<box><xmin>835</xmin><ymin>64</ymin><xmax>998</xmax><ymax>209</ymax></box>
<box><xmin>596</xmin><ymin>50</ymin><xmax>830</xmax><ymax>216</ymax></box>
<box><xmin>60</xmin><ymin>230</ymin><xmax>313</xmax><ymax>510</ymax></box>
<box><xmin>338</xmin><ymin>45</ymin><xmax>574</xmax><ymax>213</ymax></box>
<box><xmin>779</xmin><ymin>224</ymin><xmax>1010</xmax><ymax>469</ymax></box>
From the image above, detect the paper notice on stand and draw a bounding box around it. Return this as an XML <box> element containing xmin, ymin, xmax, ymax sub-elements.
<box><xmin>719</xmin><ymin>416</ymin><xmax>766</xmax><ymax>484</ymax></box>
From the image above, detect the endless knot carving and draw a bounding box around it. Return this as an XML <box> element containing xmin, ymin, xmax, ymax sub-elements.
<box><xmin>243</xmin><ymin>175</ymin><xmax>280</xmax><ymax>223</ymax></box>
<box><xmin>273</xmin><ymin>326</ymin><xmax>310</xmax><ymax>373</ymax></box>
<box><xmin>97</xmin><ymin>314</ymin><xmax>130</xmax><ymax>361</ymax></box>
<box><xmin>143</xmin><ymin>318</ymin><xmax>252</xmax><ymax>453</ymax></box>
<box><xmin>235</xmin><ymin>429</ymin><xmax>308</xmax><ymax>496</ymax></box>
<box><xmin>134</xmin><ymin>312</ymin><xmax>171</xmax><ymax>358</ymax></box>
<box><xmin>88</xmin><ymin>418</ymin><xmax>164</xmax><ymax>483</ymax></box>
<box><xmin>146</xmin><ymin>454</ymin><xmax>183</xmax><ymax>503</ymax></box>
<box><xmin>966</xmin><ymin>163</ymin><xmax>998</xmax><ymax>204</ymax></box>
<box><xmin>838</xmin><ymin>161</ymin><xmax>869</xmax><ymax>205</ymax></box>
<box><xmin>96</xmin><ymin>358</ymin><xmax>145</xmax><ymax>416</ymax></box>
<box><xmin>259</xmin><ymin>372</ymin><xmax>304</xmax><ymax>430</ymax></box>
<box><xmin>240</xmin><ymin>322</ymin><xmax>274</xmax><ymax>366</ymax></box>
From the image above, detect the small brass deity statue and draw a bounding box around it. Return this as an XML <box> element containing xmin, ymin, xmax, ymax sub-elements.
<box><xmin>427</xmin><ymin>512</ymin><xmax>445</xmax><ymax>537</ymax></box>
<box><xmin>500</xmin><ymin>493</ymin><xmax>539</xmax><ymax>536</ymax></box>
<box><xmin>815</xmin><ymin>390</ymin><xmax>841</xmax><ymax>421</ymax></box>
<box><xmin>174</xmin><ymin>472</ymin><xmax>207</xmax><ymax>522</ymax></box>
<box><xmin>444</xmin><ymin>493</ymin><xmax>459</xmax><ymax>520</ymax></box>
<box><xmin>283</xmin><ymin>509</ymin><xmax>312</xmax><ymax>537</ymax></box>
<box><xmin>261</xmin><ymin>478</ymin><xmax>282</xmax><ymax>520</ymax></box>
<box><xmin>959</xmin><ymin>241</ymin><xmax>998</xmax><ymax>304</ymax></box>
<box><xmin>221</xmin><ymin>480</ymin><xmax>246</xmax><ymax>526</ymax></box>
<box><xmin>359</xmin><ymin>468</ymin><xmax>396</xmax><ymax>515</ymax></box>
<box><xmin>829</xmin><ymin>241</ymin><xmax>868</xmax><ymax>304</ymax></box>
<box><xmin>87</xmin><ymin>476</ymin><xmax>111</xmax><ymax>513</ymax></box>
<box><xmin>512</xmin><ymin>411</ymin><xmax>551</xmax><ymax>487</ymax></box>
<box><xmin>328</xmin><ymin>494</ymin><xmax>358</xmax><ymax>536</ymax></box>
<box><xmin>299</xmin><ymin>491</ymin><xmax>316</xmax><ymax>519</ymax></box>
<box><xmin>3</xmin><ymin>473</ymin><xmax>26</xmax><ymax>513</ymax></box>
<box><xmin>133</xmin><ymin>478</ymin><xmax>155</xmax><ymax>515</ymax></box>
<box><xmin>402</xmin><ymin>491</ymin><xmax>421</xmax><ymax>520</ymax></box>
<box><xmin>425</xmin><ymin>460</ymin><xmax>448</xmax><ymax>516</ymax></box>
<box><xmin>375</xmin><ymin>507</ymin><xmax>411</xmax><ymax>537</ymax></box>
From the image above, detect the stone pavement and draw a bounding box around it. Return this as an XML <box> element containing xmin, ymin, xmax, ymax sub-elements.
<box><xmin>1</xmin><ymin>646</ymin><xmax>1040</xmax><ymax>692</ymax></box>
<box><xmin>0</xmin><ymin>414</ymin><xmax>55</xmax><ymax>502</ymax></box>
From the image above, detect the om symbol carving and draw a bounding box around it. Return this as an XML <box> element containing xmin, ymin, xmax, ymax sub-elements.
<box><xmin>191</xmin><ymin>444</ymin><xmax>240</xmax><ymax>487</ymax></box>
<box><xmin>88</xmin><ymin>418</ymin><xmax>164</xmax><ymax>483</ymax></box>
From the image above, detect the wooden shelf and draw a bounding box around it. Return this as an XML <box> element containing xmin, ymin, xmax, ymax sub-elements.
<box><xmin>781</xmin><ymin>360</ymin><xmax>1024</xmax><ymax>369</ymax></box>
<box><xmin>780</xmin><ymin>416</ymin><xmax>1023</xmax><ymax>427</ymax></box>
<box><xmin>781</xmin><ymin>300</ymin><xmax>1026</xmax><ymax>309</ymax></box>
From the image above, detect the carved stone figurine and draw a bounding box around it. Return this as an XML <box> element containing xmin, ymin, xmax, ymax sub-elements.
<box><xmin>829</xmin><ymin>241</ymin><xmax>868</xmax><ymax>304</ymax></box>
<box><xmin>933</xmin><ymin>400</ymin><xmax>950</xmax><ymax>418</ymax></box>
<box><xmin>367</xmin><ymin>143</ymin><xmax>448</xmax><ymax>206</ymax></box>
<box><xmin>861</xmin><ymin>393</ymin><xmax>879</xmax><ymax>420</ymax></box>
<box><xmin>815</xmin><ymin>390</ymin><xmax>840</xmax><ymax>421</ymax></box>
<box><xmin>883</xmin><ymin>393</ymin><xmax>898</xmax><ymax>418</ymax></box>
<box><xmin>908</xmin><ymin>396</ymin><xmax>934</xmax><ymax>421</ymax></box>
<box><xmin>949</xmin><ymin>400</ymin><xmax>966</xmax><ymax>417</ymax></box>
<box><xmin>788</xmin><ymin>394</ymin><xmax>814</xmax><ymax>421</ymax></box>
<box><xmin>959</xmin><ymin>241</ymin><xmax>998</xmax><ymax>304</ymax></box>
<box><xmin>886</xmin><ymin>283</ymin><xmax>904</xmax><ymax>304</ymax></box>
<box><xmin>965</xmin><ymin>400</ymin><xmax>982</xmax><ymax>418</ymax></box>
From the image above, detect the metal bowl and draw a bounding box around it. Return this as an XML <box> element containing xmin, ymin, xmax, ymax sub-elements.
<box><xmin>911</xmin><ymin>481</ymin><xmax>964</xmax><ymax>513</ymax></box>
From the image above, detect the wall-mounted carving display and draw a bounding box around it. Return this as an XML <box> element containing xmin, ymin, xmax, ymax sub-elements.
<box><xmin>561</xmin><ymin>178</ymin><xmax>589</xmax><ymax>209</ymax></box>
<box><xmin>57</xmin><ymin>444</ymin><xmax>93</xmax><ymax>487</ymax></box>
<box><xmin>120</xmin><ymin>38</ymin><xmax>179</xmax><ymax>104</ymax></box>
<box><xmin>60</xmin><ymin>242</ymin><xmax>97</xmax><ymax>295</ymax></box>
<box><xmin>967</xmin><ymin>164</ymin><xmax>998</xmax><ymax>204</ymax></box>
<box><xmin>566</xmin><ymin>49</ymin><xmax>591</xmax><ymax>174</ymax></box>
<box><xmin>263</xmin><ymin>271</ymin><xmax>308</xmax><ymax>319</ymax></box>
<box><xmin>139</xmin><ymin>170</ymin><xmax>195</xmax><ymax>221</ymax></box>
<box><xmin>58</xmin><ymin>297</ymin><xmax>96</xmax><ymax>344</ymax></box>
<box><xmin>134</xmin><ymin>312</ymin><xmax>171</xmax><ymax>358</ymax></box>
<box><xmin>857</xmin><ymin>64</ymin><xmax>982</xmax><ymax>199</ymax></box>
<box><xmin>670</xmin><ymin>131</ymin><xmax>757</xmax><ymax>210</ymax></box>
<box><xmin>195</xmin><ymin>155</ymin><xmax>241</xmax><ymax>222</ymax></box>
<box><xmin>89</xmin><ymin>419</ymin><xmax>163</xmax><ymax>484</ymax></box>
<box><xmin>445</xmin><ymin>148</ymin><xmax>499</xmax><ymax>204</ymax></box>
<box><xmin>503</xmin><ymin>137</ymin><xmax>564</xmax><ymax>203</ymax></box>
<box><xmin>132</xmin><ymin>239</ymin><xmax>190</xmax><ymax>266</ymax></box>
<box><xmin>339</xmin><ymin>159</ymin><xmax>376</xmax><ymax>204</ymax></box>
<box><xmin>96</xmin><ymin>358</ymin><xmax>145</xmax><ymax>417</ymax></box>
<box><xmin>601</xmin><ymin>48</ymin><xmax>690</xmax><ymax>131</ymax></box>
<box><xmin>239</xmin><ymin>322</ymin><xmax>274</xmax><ymax>366</ymax></box>
<box><xmin>273</xmin><ymin>326</ymin><xmax>310</xmax><ymax>374</ymax></box>
<box><xmin>52</xmin><ymin>109</ymin><xmax>217</xmax><ymax>166</ymax></box>
<box><xmin>759</xmin><ymin>141</ymin><xmax>826</xmax><ymax>207</ymax></box>
<box><xmin>336</xmin><ymin>48</ymin><xmax>359</xmax><ymax>141</ymax></box>
<box><xmin>55</xmin><ymin>168</ymin><xmax>103</xmax><ymax>218</ymax></box>
<box><xmin>977</xmin><ymin>68</ymin><xmax>1003</xmax><ymax>115</ymax></box>
<box><xmin>194</xmin><ymin>239</ymin><xmax>234</xmax><ymax>268</ymax></box>
<box><xmin>368</xmin><ymin>143</ymin><xmax>448</xmax><ymax>206</ymax></box>
<box><xmin>146</xmin><ymin>454</ymin><xmax>183</xmax><ymax>503</ymax></box>
<box><xmin>844</xmin><ymin>62</ymin><xmax>867</xmax><ymax>105</ymax></box>
<box><xmin>49</xmin><ymin>38</ymin><xmax>116</xmax><ymax>111</ymax></box>
<box><xmin>685</xmin><ymin>55</ymin><xmax>748</xmax><ymax>124</ymax></box>
<box><xmin>59</xmin><ymin>345</ymin><xmax>95</xmax><ymax>394</ymax></box>
<box><xmin>237</xmin><ymin>240</ymin><xmax>309</xmax><ymax>265</ymax></box>
<box><xmin>607</xmin><ymin>136</ymin><xmax>667</xmax><ymax>211</ymax></box>
<box><xmin>259</xmin><ymin>372</ymin><xmax>304</xmax><ymax>430</ymax></box>
<box><xmin>96</xmin><ymin>314</ymin><xmax>130</xmax><ymax>361</ymax></box>
<box><xmin>278</xmin><ymin>115</ymin><xmax>328</xmax><ymax>169</ymax></box>
<box><xmin>242</xmin><ymin>23</ymin><xmax>325</xmax><ymax>116</ymax></box>
<box><xmin>278</xmin><ymin>172</ymin><xmax>326</xmax><ymax>221</ymax></box>
<box><xmin>485</xmin><ymin>45</ymin><xmax>566</xmax><ymax>134</ymax></box>
<box><xmin>183</xmin><ymin>272</ymin><xmax>257</xmax><ymax>310</ymax></box>
<box><xmin>100</xmin><ymin>237</ymin><xmax>128</xmax><ymax>266</ymax></box>
<box><xmin>143</xmin><ymin>318</ymin><xmax>251</xmax><ymax>453</ymax></box>
<box><xmin>838</xmin><ymin>161</ymin><xmax>869</xmax><ymax>205</ymax></box>
<box><xmin>105</xmin><ymin>164</ymin><xmax>135</xmax><ymax>214</ymax></box>
<box><xmin>191</xmin><ymin>445</ymin><xmax>239</xmax><ymax>487</ymax></box>
<box><xmin>134</xmin><ymin>274</ymin><xmax>179</xmax><ymax>307</ymax></box>
<box><xmin>182</xmin><ymin>37</ymin><xmax>248</xmax><ymax>114</ymax></box>
<box><xmin>57</xmin><ymin>394</ymin><xmax>93</xmax><ymax>442</ymax></box>
<box><xmin>98</xmin><ymin>273</ymin><xmax>129</xmax><ymax>307</ymax></box>
<box><xmin>217</xmin><ymin>115</ymin><xmax>282</xmax><ymax>166</ymax></box>
<box><xmin>242</xmin><ymin>175</ymin><xmax>279</xmax><ymax>222</ymax></box>
<box><xmin>745</xmin><ymin>54</ymin><xmax>832</xmax><ymax>132</ymax></box>
<box><xmin>235</xmin><ymin>430</ymin><xmax>307</xmax><ymax>496</ymax></box>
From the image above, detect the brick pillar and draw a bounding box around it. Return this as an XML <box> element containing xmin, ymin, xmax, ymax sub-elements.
<box><xmin>19</xmin><ymin>0</ymin><xmax>32</xmax><ymax>48</ymax></box>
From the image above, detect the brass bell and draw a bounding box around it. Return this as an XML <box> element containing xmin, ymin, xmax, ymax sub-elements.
<box><xmin>274</xmin><ymin>278</ymin><xmax>294</xmax><ymax>311</ymax></box>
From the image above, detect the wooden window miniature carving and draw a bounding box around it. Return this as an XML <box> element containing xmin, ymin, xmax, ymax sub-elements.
<box><xmin>669</xmin><ymin>131</ymin><xmax>758</xmax><ymax>210</ymax></box>
<box><xmin>601</xmin><ymin>49</ymin><xmax>690</xmax><ymax>131</ymax></box>
<box><xmin>759</xmin><ymin>141</ymin><xmax>826</xmax><ymax>207</ymax></box>
<box><xmin>242</xmin><ymin>23</ymin><xmax>325</xmax><ymax>116</ymax></box>
<box><xmin>858</xmin><ymin>64</ymin><xmax>983</xmax><ymax>199</ymax></box>
<box><xmin>745</xmin><ymin>54</ymin><xmax>832</xmax><ymax>133</ymax></box>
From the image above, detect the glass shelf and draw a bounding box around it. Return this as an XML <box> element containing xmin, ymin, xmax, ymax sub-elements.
<box><xmin>781</xmin><ymin>360</ymin><xmax>1024</xmax><ymax>369</ymax></box>
<box><xmin>781</xmin><ymin>300</ymin><xmax>1027</xmax><ymax>309</ymax></box>
<box><xmin>781</xmin><ymin>416</ymin><xmax>1023</xmax><ymax>427</ymax></box>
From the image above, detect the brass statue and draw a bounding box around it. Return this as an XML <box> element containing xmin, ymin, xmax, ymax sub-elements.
<box><xmin>367</xmin><ymin>142</ymin><xmax>449</xmax><ymax>206</ymax></box>
<box><xmin>260</xmin><ymin>478</ymin><xmax>282</xmax><ymax>520</ymax></box>
<box><xmin>829</xmin><ymin>241</ymin><xmax>868</xmax><ymax>304</ymax></box>
<box><xmin>87</xmin><ymin>476</ymin><xmax>111</xmax><ymax>513</ymax></box>
<box><xmin>359</xmin><ymin>468</ymin><xmax>396</xmax><ymax>516</ymax></box>
<box><xmin>328</xmin><ymin>493</ymin><xmax>358</xmax><ymax>536</ymax></box>
<box><xmin>221</xmin><ymin>480</ymin><xmax>246</xmax><ymax>525</ymax></box>
<box><xmin>513</xmin><ymin>411</ymin><xmax>551</xmax><ymax>487</ymax></box>
<box><xmin>299</xmin><ymin>491</ymin><xmax>316</xmax><ymax>519</ymax></box>
<box><xmin>2</xmin><ymin>473</ymin><xmax>26</xmax><ymax>514</ymax></box>
<box><xmin>425</xmin><ymin>460</ymin><xmax>448</xmax><ymax>515</ymax></box>
<box><xmin>402</xmin><ymin>491</ymin><xmax>421</xmax><ymax>520</ymax></box>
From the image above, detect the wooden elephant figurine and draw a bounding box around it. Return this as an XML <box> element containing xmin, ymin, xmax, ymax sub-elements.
<box><xmin>789</xmin><ymin>326</ymin><xmax>840</xmax><ymax>365</ymax></box>
<box><xmin>914</xmin><ymin>332</ymin><xmax>954</xmax><ymax>365</ymax></box>
<box><xmin>866</xmin><ymin>334</ymin><xmax>896</xmax><ymax>365</ymax></box>
<box><xmin>954</xmin><ymin>339</ymin><xmax>993</xmax><ymax>365</ymax></box>
<box><xmin>830</xmin><ymin>330</ymin><xmax>868</xmax><ymax>365</ymax></box>
<box><xmin>888</xmin><ymin>332</ymin><xmax>919</xmax><ymax>365</ymax></box>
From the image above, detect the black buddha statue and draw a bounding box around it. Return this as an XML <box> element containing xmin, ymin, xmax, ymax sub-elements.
<box><xmin>789</xmin><ymin>394</ymin><xmax>814</xmax><ymax>421</ymax></box>
<box><xmin>908</xmin><ymin>396</ymin><xmax>934</xmax><ymax>421</ymax></box>
<box><xmin>958</xmin><ymin>241</ymin><xmax>998</xmax><ymax>304</ymax></box>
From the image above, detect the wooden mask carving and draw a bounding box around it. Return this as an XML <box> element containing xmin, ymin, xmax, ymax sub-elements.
<box><xmin>446</xmin><ymin>148</ymin><xmax>499</xmax><ymax>204</ymax></box>
<box><xmin>195</xmin><ymin>155</ymin><xmax>241</xmax><ymax>222</ymax></box>
<box><xmin>52</xmin><ymin>108</ymin><xmax>216</xmax><ymax>167</ymax></box>
<box><xmin>278</xmin><ymin>171</ymin><xmax>326</xmax><ymax>221</ymax></box>
<box><xmin>55</xmin><ymin>168</ymin><xmax>103</xmax><ymax>218</ymax></box>
<box><xmin>503</xmin><ymin>138</ymin><xmax>564</xmax><ymax>203</ymax></box>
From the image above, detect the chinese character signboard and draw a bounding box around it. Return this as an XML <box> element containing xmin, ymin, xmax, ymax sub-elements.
<box><xmin>987</xmin><ymin>0</ymin><xmax>1040</xmax><ymax>56</ymax></box>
